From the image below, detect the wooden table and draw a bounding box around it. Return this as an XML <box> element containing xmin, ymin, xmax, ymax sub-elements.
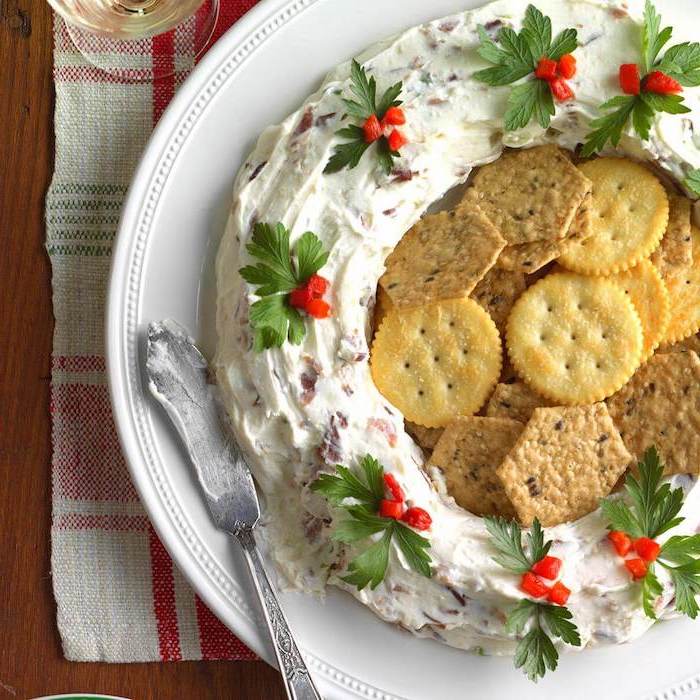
<box><xmin>0</xmin><ymin>3</ymin><xmax>284</xmax><ymax>697</ymax></box>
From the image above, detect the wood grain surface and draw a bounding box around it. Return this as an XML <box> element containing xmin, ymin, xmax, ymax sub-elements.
<box><xmin>0</xmin><ymin>2</ymin><xmax>284</xmax><ymax>698</ymax></box>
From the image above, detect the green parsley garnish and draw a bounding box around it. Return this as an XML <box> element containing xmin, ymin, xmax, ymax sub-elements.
<box><xmin>324</xmin><ymin>60</ymin><xmax>404</xmax><ymax>175</ymax></box>
<box><xmin>484</xmin><ymin>516</ymin><xmax>581</xmax><ymax>682</ymax></box>
<box><xmin>311</xmin><ymin>455</ymin><xmax>432</xmax><ymax>590</ymax></box>
<box><xmin>684</xmin><ymin>168</ymin><xmax>700</xmax><ymax>196</ymax></box>
<box><xmin>582</xmin><ymin>1</ymin><xmax>700</xmax><ymax>156</ymax></box>
<box><xmin>474</xmin><ymin>5</ymin><xmax>578</xmax><ymax>131</ymax></box>
<box><xmin>601</xmin><ymin>446</ymin><xmax>700</xmax><ymax>620</ymax></box>
<box><xmin>239</xmin><ymin>222</ymin><xmax>329</xmax><ymax>351</ymax></box>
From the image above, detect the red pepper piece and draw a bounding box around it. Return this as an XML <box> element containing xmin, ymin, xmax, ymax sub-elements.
<box><xmin>363</xmin><ymin>114</ymin><xmax>382</xmax><ymax>143</ymax></box>
<box><xmin>306</xmin><ymin>274</ymin><xmax>329</xmax><ymax>298</ymax></box>
<box><xmin>535</xmin><ymin>57</ymin><xmax>558</xmax><ymax>81</ymax></box>
<box><xmin>520</xmin><ymin>572</ymin><xmax>550</xmax><ymax>599</ymax></box>
<box><xmin>289</xmin><ymin>285</ymin><xmax>313</xmax><ymax>309</ymax></box>
<box><xmin>634</xmin><ymin>537</ymin><xmax>661</xmax><ymax>562</ymax></box>
<box><xmin>305</xmin><ymin>298</ymin><xmax>331</xmax><ymax>319</ymax></box>
<box><xmin>608</xmin><ymin>530</ymin><xmax>632</xmax><ymax>557</ymax></box>
<box><xmin>401</xmin><ymin>506</ymin><xmax>432</xmax><ymax>531</ymax></box>
<box><xmin>531</xmin><ymin>555</ymin><xmax>563</xmax><ymax>580</ymax></box>
<box><xmin>547</xmin><ymin>581</ymin><xmax>571</xmax><ymax>606</ymax></box>
<box><xmin>383</xmin><ymin>473</ymin><xmax>405</xmax><ymax>503</ymax></box>
<box><xmin>380</xmin><ymin>499</ymin><xmax>403</xmax><ymax>520</ymax></box>
<box><xmin>387</xmin><ymin>129</ymin><xmax>408</xmax><ymax>152</ymax></box>
<box><xmin>644</xmin><ymin>70</ymin><xmax>683</xmax><ymax>95</ymax></box>
<box><xmin>625</xmin><ymin>557</ymin><xmax>648</xmax><ymax>580</ymax></box>
<box><xmin>549</xmin><ymin>77</ymin><xmax>575</xmax><ymax>102</ymax></box>
<box><xmin>382</xmin><ymin>106</ymin><xmax>406</xmax><ymax>126</ymax></box>
<box><xmin>557</xmin><ymin>54</ymin><xmax>577</xmax><ymax>79</ymax></box>
<box><xmin>619</xmin><ymin>63</ymin><xmax>641</xmax><ymax>95</ymax></box>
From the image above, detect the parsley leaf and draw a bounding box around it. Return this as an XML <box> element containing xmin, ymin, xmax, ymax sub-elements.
<box><xmin>667</xmin><ymin>561</ymin><xmax>700</xmax><ymax>619</ymax></box>
<box><xmin>684</xmin><ymin>168</ymin><xmax>700</xmax><ymax>195</ymax></box>
<box><xmin>640</xmin><ymin>92</ymin><xmax>691</xmax><ymax>115</ymax></box>
<box><xmin>311</xmin><ymin>455</ymin><xmax>433</xmax><ymax>590</ymax></box>
<box><xmin>504</xmin><ymin>79</ymin><xmax>554</xmax><ymax>130</ymax></box>
<box><xmin>642</xmin><ymin>0</ymin><xmax>673</xmax><ymax>74</ymax></box>
<box><xmin>345</xmin><ymin>58</ymin><xmax>377</xmax><ymax>120</ymax></box>
<box><xmin>539</xmin><ymin>604</ymin><xmax>581</xmax><ymax>647</ymax></box>
<box><xmin>656</xmin><ymin>42</ymin><xmax>700</xmax><ymax>86</ymax></box>
<box><xmin>641</xmin><ymin>565</ymin><xmax>663</xmax><ymax>619</ymax></box>
<box><xmin>474</xmin><ymin>26</ymin><xmax>534</xmax><ymax>87</ymax></box>
<box><xmin>521</xmin><ymin>5</ymin><xmax>551</xmax><ymax>66</ymax></box>
<box><xmin>661</xmin><ymin>534</ymin><xmax>700</xmax><ymax>565</ymax></box>
<box><xmin>484</xmin><ymin>516</ymin><xmax>551</xmax><ymax>573</ymax></box>
<box><xmin>580</xmin><ymin>95</ymin><xmax>636</xmax><ymax>157</ymax></box>
<box><xmin>295</xmin><ymin>231</ymin><xmax>330</xmax><ymax>283</ymax></box>
<box><xmin>548</xmin><ymin>28</ymin><xmax>578</xmax><ymax>61</ymax></box>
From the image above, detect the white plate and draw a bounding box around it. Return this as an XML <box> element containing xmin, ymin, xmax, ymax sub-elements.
<box><xmin>107</xmin><ymin>1</ymin><xmax>700</xmax><ymax>697</ymax></box>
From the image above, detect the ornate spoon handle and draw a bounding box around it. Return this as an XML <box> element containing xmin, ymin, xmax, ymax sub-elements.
<box><xmin>237</xmin><ymin>528</ymin><xmax>322</xmax><ymax>700</ymax></box>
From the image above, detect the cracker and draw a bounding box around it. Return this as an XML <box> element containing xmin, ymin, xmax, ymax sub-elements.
<box><xmin>651</xmin><ymin>195</ymin><xmax>693</xmax><ymax>279</ymax></box>
<box><xmin>606</xmin><ymin>352</ymin><xmax>700</xmax><ymax>475</ymax></box>
<box><xmin>607</xmin><ymin>259</ymin><xmax>670</xmax><ymax>360</ymax></box>
<box><xmin>430</xmin><ymin>417</ymin><xmax>522</xmax><ymax>518</ymax></box>
<box><xmin>497</xmin><ymin>192</ymin><xmax>593</xmax><ymax>273</ymax></box>
<box><xmin>464</xmin><ymin>145</ymin><xmax>592</xmax><ymax>245</ymax></box>
<box><xmin>663</xmin><ymin>225</ymin><xmax>700</xmax><ymax>344</ymax></box>
<box><xmin>380</xmin><ymin>204</ymin><xmax>506</xmax><ymax>308</ymax></box>
<box><xmin>506</xmin><ymin>273</ymin><xmax>644</xmax><ymax>404</ymax></box>
<box><xmin>496</xmin><ymin>404</ymin><xmax>632</xmax><ymax>526</ymax></box>
<box><xmin>371</xmin><ymin>298</ymin><xmax>502</xmax><ymax>427</ymax></box>
<box><xmin>406</xmin><ymin>421</ymin><xmax>443</xmax><ymax>453</ymax></box>
<box><xmin>470</xmin><ymin>267</ymin><xmax>526</xmax><ymax>333</ymax></box>
<box><xmin>659</xmin><ymin>333</ymin><xmax>700</xmax><ymax>355</ymax></box>
<box><xmin>486</xmin><ymin>382</ymin><xmax>553</xmax><ymax>423</ymax></box>
<box><xmin>558</xmin><ymin>158</ymin><xmax>669</xmax><ymax>274</ymax></box>
<box><xmin>374</xmin><ymin>286</ymin><xmax>394</xmax><ymax>330</ymax></box>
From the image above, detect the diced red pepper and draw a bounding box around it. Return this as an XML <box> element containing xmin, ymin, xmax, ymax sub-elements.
<box><xmin>547</xmin><ymin>581</ymin><xmax>571</xmax><ymax>606</ymax></box>
<box><xmin>549</xmin><ymin>77</ymin><xmax>575</xmax><ymax>102</ymax></box>
<box><xmin>557</xmin><ymin>54</ymin><xmax>577</xmax><ymax>79</ymax></box>
<box><xmin>531</xmin><ymin>555</ymin><xmax>563</xmax><ymax>580</ymax></box>
<box><xmin>619</xmin><ymin>63</ymin><xmax>641</xmax><ymax>95</ymax></box>
<box><xmin>401</xmin><ymin>506</ymin><xmax>432</xmax><ymax>531</ymax></box>
<box><xmin>535</xmin><ymin>57</ymin><xmax>558</xmax><ymax>81</ymax></box>
<box><xmin>306</xmin><ymin>274</ymin><xmax>329</xmax><ymax>298</ymax></box>
<box><xmin>520</xmin><ymin>572</ymin><xmax>551</xmax><ymax>598</ymax></box>
<box><xmin>608</xmin><ymin>530</ymin><xmax>632</xmax><ymax>557</ymax></box>
<box><xmin>383</xmin><ymin>473</ymin><xmax>405</xmax><ymax>503</ymax></box>
<box><xmin>644</xmin><ymin>70</ymin><xmax>682</xmax><ymax>95</ymax></box>
<box><xmin>363</xmin><ymin>114</ymin><xmax>382</xmax><ymax>143</ymax></box>
<box><xmin>387</xmin><ymin>129</ymin><xmax>408</xmax><ymax>152</ymax></box>
<box><xmin>379</xmin><ymin>499</ymin><xmax>404</xmax><ymax>520</ymax></box>
<box><xmin>382</xmin><ymin>106</ymin><xmax>406</xmax><ymax>126</ymax></box>
<box><xmin>305</xmin><ymin>298</ymin><xmax>331</xmax><ymax>319</ymax></box>
<box><xmin>624</xmin><ymin>557</ymin><xmax>648</xmax><ymax>580</ymax></box>
<box><xmin>634</xmin><ymin>537</ymin><xmax>661</xmax><ymax>562</ymax></box>
<box><xmin>289</xmin><ymin>285</ymin><xmax>313</xmax><ymax>309</ymax></box>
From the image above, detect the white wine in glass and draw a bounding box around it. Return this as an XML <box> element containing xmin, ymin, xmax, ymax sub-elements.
<box><xmin>48</xmin><ymin>0</ymin><xmax>220</xmax><ymax>80</ymax></box>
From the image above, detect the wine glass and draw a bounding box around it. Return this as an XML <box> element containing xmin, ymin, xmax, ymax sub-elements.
<box><xmin>47</xmin><ymin>0</ymin><xmax>220</xmax><ymax>82</ymax></box>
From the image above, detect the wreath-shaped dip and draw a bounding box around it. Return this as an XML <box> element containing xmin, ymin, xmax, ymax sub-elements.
<box><xmin>215</xmin><ymin>0</ymin><xmax>700</xmax><ymax>680</ymax></box>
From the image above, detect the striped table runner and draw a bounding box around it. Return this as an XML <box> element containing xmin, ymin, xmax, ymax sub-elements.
<box><xmin>47</xmin><ymin>2</ymin><xmax>258</xmax><ymax>662</ymax></box>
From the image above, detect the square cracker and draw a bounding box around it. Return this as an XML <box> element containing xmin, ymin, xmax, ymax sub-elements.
<box><xmin>606</xmin><ymin>351</ymin><xmax>700</xmax><ymax>475</ymax></box>
<box><xmin>651</xmin><ymin>195</ymin><xmax>693</xmax><ymax>279</ymax></box>
<box><xmin>464</xmin><ymin>145</ymin><xmax>592</xmax><ymax>245</ymax></box>
<box><xmin>406</xmin><ymin>421</ymin><xmax>443</xmax><ymax>453</ymax></box>
<box><xmin>430</xmin><ymin>416</ymin><xmax>523</xmax><ymax>518</ymax></box>
<box><xmin>470</xmin><ymin>267</ymin><xmax>526</xmax><ymax>333</ymax></box>
<box><xmin>380</xmin><ymin>204</ymin><xmax>506</xmax><ymax>308</ymax></box>
<box><xmin>496</xmin><ymin>404</ymin><xmax>632</xmax><ymax>526</ymax></box>
<box><xmin>497</xmin><ymin>192</ymin><xmax>593</xmax><ymax>273</ymax></box>
<box><xmin>486</xmin><ymin>382</ymin><xmax>553</xmax><ymax>423</ymax></box>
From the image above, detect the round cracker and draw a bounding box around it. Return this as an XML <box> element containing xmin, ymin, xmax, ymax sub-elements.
<box><xmin>506</xmin><ymin>273</ymin><xmax>643</xmax><ymax>404</ymax></box>
<box><xmin>558</xmin><ymin>158</ymin><xmax>668</xmax><ymax>275</ymax></box>
<box><xmin>664</xmin><ymin>225</ymin><xmax>700</xmax><ymax>344</ymax></box>
<box><xmin>607</xmin><ymin>259</ymin><xmax>670</xmax><ymax>360</ymax></box>
<box><xmin>371</xmin><ymin>298</ymin><xmax>501</xmax><ymax>428</ymax></box>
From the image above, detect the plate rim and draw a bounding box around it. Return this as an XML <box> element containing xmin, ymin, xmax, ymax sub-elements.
<box><xmin>105</xmin><ymin>1</ymin><xmax>700</xmax><ymax>698</ymax></box>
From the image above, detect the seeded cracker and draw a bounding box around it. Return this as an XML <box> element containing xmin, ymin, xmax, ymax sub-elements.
<box><xmin>506</xmin><ymin>273</ymin><xmax>643</xmax><ymax>404</ymax></box>
<box><xmin>559</xmin><ymin>158</ymin><xmax>669</xmax><ymax>274</ymax></box>
<box><xmin>464</xmin><ymin>145</ymin><xmax>592</xmax><ymax>245</ymax></box>
<box><xmin>497</xmin><ymin>192</ymin><xmax>593</xmax><ymax>273</ymax></box>
<box><xmin>380</xmin><ymin>204</ymin><xmax>506</xmax><ymax>308</ymax></box>
<box><xmin>371</xmin><ymin>298</ymin><xmax>501</xmax><ymax>427</ymax></box>
<box><xmin>607</xmin><ymin>259</ymin><xmax>670</xmax><ymax>360</ymax></box>
<box><xmin>651</xmin><ymin>195</ymin><xmax>693</xmax><ymax>279</ymax></box>
<box><xmin>496</xmin><ymin>404</ymin><xmax>632</xmax><ymax>526</ymax></box>
<box><xmin>607</xmin><ymin>352</ymin><xmax>700</xmax><ymax>475</ymax></box>
<box><xmin>406</xmin><ymin>421</ymin><xmax>444</xmax><ymax>453</ymax></box>
<box><xmin>659</xmin><ymin>333</ymin><xmax>700</xmax><ymax>354</ymax></box>
<box><xmin>470</xmin><ymin>267</ymin><xmax>526</xmax><ymax>333</ymax></box>
<box><xmin>663</xmin><ymin>225</ymin><xmax>700</xmax><ymax>344</ymax></box>
<box><xmin>486</xmin><ymin>382</ymin><xmax>554</xmax><ymax>423</ymax></box>
<box><xmin>430</xmin><ymin>417</ymin><xmax>522</xmax><ymax>518</ymax></box>
<box><xmin>374</xmin><ymin>286</ymin><xmax>394</xmax><ymax>330</ymax></box>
